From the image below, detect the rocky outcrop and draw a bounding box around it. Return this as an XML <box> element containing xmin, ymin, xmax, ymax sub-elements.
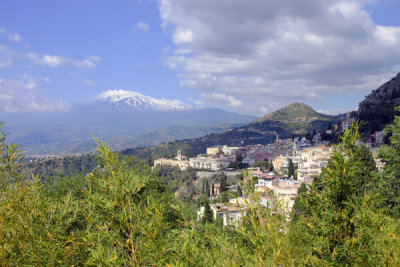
<box><xmin>356</xmin><ymin>72</ymin><xmax>400</xmax><ymax>132</ymax></box>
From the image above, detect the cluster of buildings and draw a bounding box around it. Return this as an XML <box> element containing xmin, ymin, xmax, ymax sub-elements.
<box><xmin>197</xmin><ymin>172</ymin><xmax>303</xmax><ymax>228</ymax></box>
<box><xmin>153</xmin><ymin>137</ymin><xmax>333</xmax><ymax>183</ymax></box>
<box><xmin>155</xmin><ymin>128</ymin><xmax>388</xmax><ymax>227</ymax></box>
<box><xmin>153</xmin><ymin>147</ymin><xmax>235</xmax><ymax>171</ymax></box>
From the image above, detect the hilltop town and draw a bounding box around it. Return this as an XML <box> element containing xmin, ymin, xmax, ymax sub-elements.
<box><xmin>153</xmin><ymin>117</ymin><xmax>387</xmax><ymax>227</ymax></box>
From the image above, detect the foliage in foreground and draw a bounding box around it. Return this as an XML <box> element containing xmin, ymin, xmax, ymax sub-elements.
<box><xmin>0</xmin><ymin>123</ymin><xmax>399</xmax><ymax>265</ymax></box>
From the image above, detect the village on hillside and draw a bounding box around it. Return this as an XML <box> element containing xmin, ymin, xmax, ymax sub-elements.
<box><xmin>153</xmin><ymin>118</ymin><xmax>387</xmax><ymax>227</ymax></box>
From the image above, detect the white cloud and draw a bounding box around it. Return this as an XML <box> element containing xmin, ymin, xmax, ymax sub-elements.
<box><xmin>82</xmin><ymin>78</ymin><xmax>97</xmax><ymax>87</ymax></box>
<box><xmin>173</xmin><ymin>30</ymin><xmax>194</xmax><ymax>44</ymax></box>
<box><xmin>0</xmin><ymin>28</ymin><xmax>22</xmax><ymax>43</ymax></box>
<box><xmin>42</xmin><ymin>54</ymin><xmax>63</xmax><ymax>67</ymax></box>
<box><xmin>158</xmin><ymin>0</ymin><xmax>400</xmax><ymax>115</ymax></box>
<box><xmin>133</xmin><ymin>21</ymin><xmax>150</xmax><ymax>32</ymax></box>
<box><xmin>317</xmin><ymin>108</ymin><xmax>354</xmax><ymax>115</ymax></box>
<box><xmin>27</xmin><ymin>52</ymin><xmax>100</xmax><ymax>68</ymax></box>
<box><xmin>0</xmin><ymin>75</ymin><xmax>70</xmax><ymax>112</ymax></box>
<box><xmin>197</xmin><ymin>92</ymin><xmax>243</xmax><ymax>108</ymax></box>
<box><xmin>0</xmin><ymin>58</ymin><xmax>12</xmax><ymax>69</ymax></box>
<box><xmin>87</xmin><ymin>55</ymin><xmax>102</xmax><ymax>62</ymax></box>
<box><xmin>0</xmin><ymin>45</ymin><xmax>14</xmax><ymax>69</ymax></box>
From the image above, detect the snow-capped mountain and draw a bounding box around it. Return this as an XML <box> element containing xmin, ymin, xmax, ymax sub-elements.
<box><xmin>95</xmin><ymin>90</ymin><xmax>197</xmax><ymax>111</ymax></box>
<box><xmin>3</xmin><ymin>89</ymin><xmax>257</xmax><ymax>155</ymax></box>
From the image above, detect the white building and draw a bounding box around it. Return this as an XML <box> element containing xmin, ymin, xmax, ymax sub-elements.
<box><xmin>197</xmin><ymin>203</ymin><xmax>246</xmax><ymax>227</ymax></box>
<box><xmin>189</xmin><ymin>156</ymin><xmax>230</xmax><ymax>171</ymax></box>
<box><xmin>153</xmin><ymin>150</ymin><xmax>190</xmax><ymax>170</ymax></box>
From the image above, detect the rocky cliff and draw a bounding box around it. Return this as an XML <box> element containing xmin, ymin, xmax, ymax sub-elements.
<box><xmin>356</xmin><ymin>72</ymin><xmax>400</xmax><ymax>133</ymax></box>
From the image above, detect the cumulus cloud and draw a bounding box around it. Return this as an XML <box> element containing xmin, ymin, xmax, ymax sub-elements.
<box><xmin>133</xmin><ymin>21</ymin><xmax>150</xmax><ymax>32</ymax></box>
<box><xmin>27</xmin><ymin>52</ymin><xmax>100</xmax><ymax>68</ymax></box>
<box><xmin>0</xmin><ymin>75</ymin><xmax>70</xmax><ymax>112</ymax></box>
<box><xmin>159</xmin><ymin>0</ymin><xmax>400</xmax><ymax>115</ymax></box>
<box><xmin>0</xmin><ymin>28</ymin><xmax>22</xmax><ymax>43</ymax></box>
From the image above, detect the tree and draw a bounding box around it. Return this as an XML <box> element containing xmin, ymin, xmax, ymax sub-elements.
<box><xmin>377</xmin><ymin>106</ymin><xmax>400</xmax><ymax>218</ymax></box>
<box><xmin>336</xmin><ymin>120</ymin><xmax>342</xmax><ymax>132</ymax></box>
<box><xmin>351</xmin><ymin>145</ymin><xmax>377</xmax><ymax>196</ymax></box>
<box><xmin>252</xmin><ymin>160</ymin><xmax>270</xmax><ymax>171</ymax></box>
<box><xmin>147</xmin><ymin>156</ymin><xmax>153</xmax><ymax>167</ymax></box>
<box><xmin>205</xmin><ymin>180</ymin><xmax>210</xmax><ymax>197</ymax></box>
<box><xmin>236</xmin><ymin>155</ymin><xmax>243</xmax><ymax>168</ymax></box>
<box><xmin>291</xmin><ymin>182</ymin><xmax>307</xmax><ymax>221</ymax></box>
<box><xmin>0</xmin><ymin>125</ymin><xmax>23</xmax><ymax>185</ymax></box>
<box><xmin>212</xmin><ymin>183</ymin><xmax>215</xmax><ymax>196</ymax></box>
<box><xmin>221</xmin><ymin>192</ymin><xmax>229</xmax><ymax>203</ymax></box>
<box><xmin>290</xmin><ymin>122</ymin><xmax>400</xmax><ymax>266</ymax></box>
<box><xmin>202</xmin><ymin>198</ymin><xmax>213</xmax><ymax>224</ymax></box>
<box><xmin>220</xmin><ymin>174</ymin><xmax>227</xmax><ymax>192</ymax></box>
<box><xmin>288</xmin><ymin>159</ymin><xmax>295</xmax><ymax>179</ymax></box>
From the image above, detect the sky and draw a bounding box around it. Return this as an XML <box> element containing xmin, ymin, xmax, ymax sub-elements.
<box><xmin>0</xmin><ymin>0</ymin><xmax>400</xmax><ymax>116</ymax></box>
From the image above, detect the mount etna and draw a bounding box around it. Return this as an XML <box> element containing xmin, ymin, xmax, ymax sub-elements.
<box><xmin>0</xmin><ymin>90</ymin><xmax>256</xmax><ymax>155</ymax></box>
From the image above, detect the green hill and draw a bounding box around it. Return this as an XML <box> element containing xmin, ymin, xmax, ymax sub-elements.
<box><xmin>250</xmin><ymin>102</ymin><xmax>335</xmax><ymax>136</ymax></box>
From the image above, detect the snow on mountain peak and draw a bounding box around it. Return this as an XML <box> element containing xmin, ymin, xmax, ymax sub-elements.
<box><xmin>97</xmin><ymin>89</ymin><xmax>195</xmax><ymax>111</ymax></box>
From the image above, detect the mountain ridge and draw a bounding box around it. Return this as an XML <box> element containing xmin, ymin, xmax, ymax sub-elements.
<box><xmin>355</xmin><ymin>72</ymin><xmax>400</xmax><ymax>133</ymax></box>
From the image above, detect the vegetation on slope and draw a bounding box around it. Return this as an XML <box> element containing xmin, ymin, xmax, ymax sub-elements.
<box><xmin>1</xmin><ymin>118</ymin><xmax>400</xmax><ymax>265</ymax></box>
<box><xmin>251</xmin><ymin>102</ymin><xmax>336</xmax><ymax>136</ymax></box>
<box><xmin>355</xmin><ymin>72</ymin><xmax>400</xmax><ymax>134</ymax></box>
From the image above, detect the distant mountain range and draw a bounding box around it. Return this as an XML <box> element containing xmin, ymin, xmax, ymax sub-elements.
<box><xmin>17</xmin><ymin>72</ymin><xmax>400</xmax><ymax>178</ymax></box>
<box><xmin>1</xmin><ymin>90</ymin><xmax>256</xmax><ymax>155</ymax></box>
<box><xmin>4</xmin><ymin>72</ymin><xmax>400</xmax><ymax>157</ymax></box>
<box><xmin>119</xmin><ymin>102</ymin><xmax>341</xmax><ymax>160</ymax></box>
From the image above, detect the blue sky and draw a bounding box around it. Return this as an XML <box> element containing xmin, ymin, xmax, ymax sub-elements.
<box><xmin>1</xmin><ymin>0</ymin><xmax>400</xmax><ymax>115</ymax></box>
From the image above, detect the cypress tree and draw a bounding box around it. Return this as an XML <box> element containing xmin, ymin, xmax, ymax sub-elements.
<box><xmin>288</xmin><ymin>159</ymin><xmax>295</xmax><ymax>179</ymax></box>
<box><xmin>202</xmin><ymin>198</ymin><xmax>213</xmax><ymax>224</ymax></box>
<box><xmin>220</xmin><ymin>174</ymin><xmax>227</xmax><ymax>192</ymax></box>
